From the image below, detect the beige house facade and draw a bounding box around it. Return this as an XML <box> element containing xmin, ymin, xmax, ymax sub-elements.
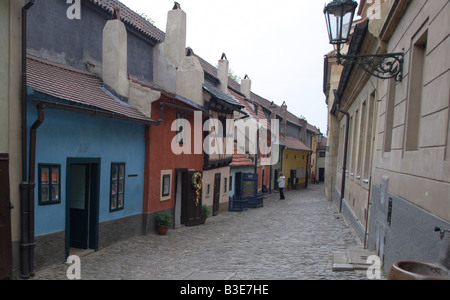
<box><xmin>0</xmin><ymin>0</ymin><xmax>24</xmax><ymax>279</ymax></box>
<box><xmin>325</xmin><ymin>0</ymin><xmax>450</xmax><ymax>273</ymax></box>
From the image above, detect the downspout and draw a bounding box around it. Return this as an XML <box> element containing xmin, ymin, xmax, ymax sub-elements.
<box><xmin>333</xmin><ymin>90</ymin><xmax>350</xmax><ymax>213</ymax></box>
<box><xmin>19</xmin><ymin>104</ymin><xmax>43</xmax><ymax>279</ymax></box>
<box><xmin>19</xmin><ymin>0</ymin><xmax>34</xmax><ymax>280</ymax></box>
<box><xmin>21</xmin><ymin>0</ymin><xmax>33</xmax><ymax>181</ymax></box>
<box><xmin>26</xmin><ymin>103</ymin><xmax>44</xmax><ymax>277</ymax></box>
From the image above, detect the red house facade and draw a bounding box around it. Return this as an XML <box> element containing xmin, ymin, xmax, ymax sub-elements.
<box><xmin>143</xmin><ymin>88</ymin><xmax>208</xmax><ymax>229</ymax></box>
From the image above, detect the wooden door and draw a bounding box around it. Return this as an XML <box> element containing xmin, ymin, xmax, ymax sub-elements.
<box><xmin>0</xmin><ymin>155</ymin><xmax>12</xmax><ymax>279</ymax></box>
<box><xmin>183</xmin><ymin>171</ymin><xmax>202</xmax><ymax>227</ymax></box>
<box><xmin>213</xmin><ymin>173</ymin><xmax>221</xmax><ymax>216</ymax></box>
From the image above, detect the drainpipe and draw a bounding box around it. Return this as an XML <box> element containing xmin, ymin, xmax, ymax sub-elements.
<box><xmin>21</xmin><ymin>0</ymin><xmax>33</xmax><ymax>181</ymax></box>
<box><xmin>27</xmin><ymin>104</ymin><xmax>44</xmax><ymax>277</ymax></box>
<box><xmin>19</xmin><ymin>0</ymin><xmax>34</xmax><ymax>279</ymax></box>
<box><xmin>19</xmin><ymin>104</ymin><xmax>43</xmax><ymax>279</ymax></box>
<box><xmin>333</xmin><ymin>90</ymin><xmax>350</xmax><ymax>213</ymax></box>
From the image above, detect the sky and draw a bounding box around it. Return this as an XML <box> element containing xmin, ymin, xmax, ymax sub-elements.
<box><xmin>120</xmin><ymin>0</ymin><xmax>337</xmax><ymax>135</ymax></box>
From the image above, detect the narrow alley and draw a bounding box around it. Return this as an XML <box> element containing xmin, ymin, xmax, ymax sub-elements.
<box><xmin>33</xmin><ymin>184</ymin><xmax>373</xmax><ymax>280</ymax></box>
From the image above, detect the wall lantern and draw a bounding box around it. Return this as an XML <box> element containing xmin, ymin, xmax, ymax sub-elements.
<box><xmin>324</xmin><ymin>0</ymin><xmax>404</xmax><ymax>82</ymax></box>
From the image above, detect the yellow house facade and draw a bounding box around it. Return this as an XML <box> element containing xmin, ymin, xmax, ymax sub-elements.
<box><xmin>280</xmin><ymin>136</ymin><xmax>311</xmax><ymax>190</ymax></box>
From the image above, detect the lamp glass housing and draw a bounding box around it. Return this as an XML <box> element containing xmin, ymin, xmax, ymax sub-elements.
<box><xmin>324</xmin><ymin>0</ymin><xmax>358</xmax><ymax>45</ymax></box>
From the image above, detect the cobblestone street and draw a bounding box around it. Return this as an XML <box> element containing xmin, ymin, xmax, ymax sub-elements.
<box><xmin>33</xmin><ymin>184</ymin><xmax>373</xmax><ymax>280</ymax></box>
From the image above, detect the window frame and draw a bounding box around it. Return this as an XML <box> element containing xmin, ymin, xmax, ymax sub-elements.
<box><xmin>162</xmin><ymin>174</ymin><xmax>171</xmax><ymax>197</ymax></box>
<box><xmin>38</xmin><ymin>164</ymin><xmax>61</xmax><ymax>206</ymax></box>
<box><xmin>110</xmin><ymin>162</ymin><xmax>126</xmax><ymax>212</ymax></box>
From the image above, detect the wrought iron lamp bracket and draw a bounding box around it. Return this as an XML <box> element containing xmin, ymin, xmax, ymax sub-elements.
<box><xmin>336</xmin><ymin>50</ymin><xmax>404</xmax><ymax>82</ymax></box>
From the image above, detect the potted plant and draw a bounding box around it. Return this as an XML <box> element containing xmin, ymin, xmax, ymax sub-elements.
<box><xmin>201</xmin><ymin>205</ymin><xmax>211</xmax><ymax>225</ymax></box>
<box><xmin>156</xmin><ymin>211</ymin><xmax>172</xmax><ymax>235</ymax></box>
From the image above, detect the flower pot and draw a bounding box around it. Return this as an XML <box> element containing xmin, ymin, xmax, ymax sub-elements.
<box><xmin>201</xmin><ymin>217</ymin><xmax>207</xmax><ymax>225</ymax></box>
<box><xmin>157</xmin><ymin>225</ymin><xmax>169</xmax><ymax>235</ymax></box>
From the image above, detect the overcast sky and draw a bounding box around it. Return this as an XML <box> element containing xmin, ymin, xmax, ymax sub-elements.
<box><xmin>120</xmin><ymin>0</ymin><xmax>339</xmax><ymax>135</ymax></box>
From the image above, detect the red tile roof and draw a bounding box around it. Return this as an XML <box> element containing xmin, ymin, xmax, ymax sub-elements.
<box><xmin>280</xmin><ymin>136</ymin><xmax>311</xmax><ymax>152</ymax></box>
<box><xmin>229</xmin><ymin>89</ymin><xmax>271</xmax><ymax>132</ymax></box>
<box><xmin>230</xmin><ymin>145</ymin><xmax>254</xmax><ymax>167</ymax></box>
<box><xmin>90</xmin><ymin>0</ymin><xmax>165</xmax><ymax>42</ymax></box>
<box><xmin>27</xmin><ymin>55</ymin><xmax>152</xmax><ymax>123</ymax></box>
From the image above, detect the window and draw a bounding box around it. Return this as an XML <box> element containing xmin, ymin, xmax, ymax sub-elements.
<box><xmin>350</xmin><ymin>112</ymin><xmax>358</xmax><ymax>175</ymax></box>
<box><xmin>39</xmin><ymin>164</ymin><xmax>61</xmax><ymax>205</ymax></box>
<box><xmin>357</xmin><ymin>102</ymin><xmax>367</xmax><ymax>178</ymax></box>
<box><xmin>384</xmin><ymin>78</ymin><xmax>396</xmax><ymax>152</ymax></box>
<box><xmin>224</xmin><ymin>177</ymin><xmax>228</xmax><ymax>193</ymax></box>
<box><xmin>110</xmin><ymin>163</ymin><xmax>125</xmax><ymax>212</ymax></box>
<box><xmin>406</xmin><ymin>30</ymin><xmax>427</xmax><ymax>151</ymax></box>
<box><xmin>363</xmin><ymin>92</ymin><xmax>376</xmax><ymax>180</ymax></box>
<box><xmin>162</xmin><ymin>175</ymin><xmax>171</xmax><ymax>197</ymax></box>
<box><xmin>160</xmin><ymin>170</ymin><xmax>172</xmax><ymax>201</ymax></box>
<box><xmin>219</xmin><ymin>116</ymin><xmax>227</xmax><ymax>138</ymax></box>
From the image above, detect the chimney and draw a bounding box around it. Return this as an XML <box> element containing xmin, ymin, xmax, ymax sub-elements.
<box><xmin>280</xmin><ymin>101</ymin><xmax>288</xmax><ymax>137</ymax></box>
<box><xmin>241</xmin><ymin>75</ymin><xmax>251</xmax><ymax>99</ymax></box>
<box><xmin>102</xmin><ymin>8</ymin><xmax>129</xmax><ymax>97</ymax></box>
<box><xmin>165</xmin><ymin>2</ymin><xmax>187</xmax><ymax>68</ymax></box>
<box><xmin>153</xmin><ymin>3</ymin><xmax>186</xmax><ymax>92</ymax></box>
<box><xmin>217</xmin><ymin>53</ymin><xmax>229</xmax><ymax>93</ymax></box>
<box><xmin>176</xmin><ymin>48</ymin><xmax>205</xmax><ymax>106</ymax></box>
<box><xmin>299</xmin><ymin>117</ymin><xmax>307</xmax><ymax>143</ymax></box>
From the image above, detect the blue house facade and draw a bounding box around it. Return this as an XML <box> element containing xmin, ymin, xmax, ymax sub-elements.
<box><xmin>18</xmin><ymin>0</ymin><xmax>165</xmax><ymax>274</ymax></box>
<box><xmin>26</xmin><ymin>56</ymin><xmax>153</xmax><ymax>270</ymax></box>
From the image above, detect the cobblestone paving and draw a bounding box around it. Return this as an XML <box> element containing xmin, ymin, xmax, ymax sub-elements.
<box><xmin>33</xmin><ymin>184</ymin><xmax>371</xmax><ymax>280</ymax></box>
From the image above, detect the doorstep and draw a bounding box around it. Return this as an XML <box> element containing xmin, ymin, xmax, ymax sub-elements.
<box><xmin>332</xmin><ymin>248</ymin><xmax>375</xmax><ymax>271</ymax></box>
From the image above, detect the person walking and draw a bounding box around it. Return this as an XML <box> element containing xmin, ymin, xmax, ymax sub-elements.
<box><xmin>277</xmin><ymin>172</ymin><xmax>286</xmax><ymax>200</ymax></box>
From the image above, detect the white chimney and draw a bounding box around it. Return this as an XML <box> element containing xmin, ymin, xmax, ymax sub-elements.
<box><xmin>102</xmin><ymin>9</ymin><xmax>129</xmax><ymax>97</ymax></box>
<box><xmin>217</xmin><ymin>53</ymin><xmax>229</xmax><ymax>94</ymax></box>
<box><xmin>241</xmin><ymin>75</ymin><xmax>252</xmax><ymax>99</ymax></box>
<box><xmin>176</xmin><ymin>48</ymin><xmax>205</xmax><ymax>106</ymax></box>
<box><xmin>165</xmin><ymin>2</ymin><xmax>187</xmax><ymax>68</ymax></box>
<box><xmin>153</xmin><ymin>3</ymin><xmax>187</xmax><ymax>92</ymax></box>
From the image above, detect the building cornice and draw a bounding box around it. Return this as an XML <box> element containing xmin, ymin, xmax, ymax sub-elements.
<box><xmin>379</xmin><ymin>0</ymin><xmax>412</xmax><ymax>43</ymax></box>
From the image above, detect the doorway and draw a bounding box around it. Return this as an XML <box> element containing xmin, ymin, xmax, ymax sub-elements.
<box><xmin>174</xmin><ymin>169</ymin><xmax>203</xmax><ymax>227</ymax></box>
<box><xmin>319</xmin><ymin>168</ymin><xmax>325</xmax><ymax>182</ymax></box>
<box><xmin>0</xmin><ymin>154</ymin><xmax>12</xmax><ymax>279</ymax></box>
<box><xmin>174</xmin><ymin>170</ymin><xmax>184</xmax><ymax>227</ymax></box>
<box><xmin>213</xmin><ymin>173</ymin><xmax>221</xmax><ymax>216</ymax></box>
<box><xmin>66</xmin><ymin>159</ymin><xmax>100</xmax><ymax>259</ymax></box>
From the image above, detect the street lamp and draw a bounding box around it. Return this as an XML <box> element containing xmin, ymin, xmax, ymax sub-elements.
<box><xmin>324</xmin><ymin>0</ymin><xmax>358</xmax><ymax>46</ymax></box>
<box><xmin>324</xmin><ymin>0</ymin><xmax>404</xmax><ymax>82</ymax></box>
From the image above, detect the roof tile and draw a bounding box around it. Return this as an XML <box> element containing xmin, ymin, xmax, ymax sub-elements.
<box><xmin>279</xmin><ymin>136</ymin><xmax>311</xmax><ymax>152</ymax></box>
<box><xmin>27</xmin><ymin>55</ymin><xmax>152</xmax><ymax>123</ymax></box>
<box><xmin>90</xmin><ymin>0</ymin><xmax>166</xmax><ymax>42</ymax></box>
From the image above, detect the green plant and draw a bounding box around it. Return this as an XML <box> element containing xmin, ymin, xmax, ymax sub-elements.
<box><xmin>201</xmin><ymin>205</ymin><xmax>211</xmax><ymax>219</ymax></box>
<box><xmin>156</xmin><ymin>211</ymin><xmax>172</xmax><ymax>227</ymax></box>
